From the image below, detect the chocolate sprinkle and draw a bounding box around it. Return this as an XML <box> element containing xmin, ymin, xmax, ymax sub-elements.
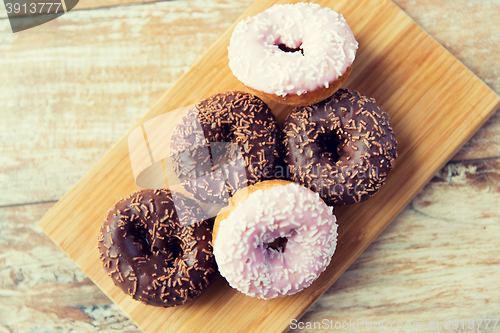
<box><xmin>97</xmin><ymin>189</ymin><xmax>216</xmax><ymax>307</ymax></box>
<box><xmin>283</xmin><ymin>89</ymin><xmax>398</xmax><ymax>206</ymax></box>
<box><xmin>170</xmin><ymin>91</ymin><xmax>282</xmax><ymax>204</ymax></box>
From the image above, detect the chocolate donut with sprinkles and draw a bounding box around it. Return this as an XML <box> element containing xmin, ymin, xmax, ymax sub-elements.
<box><xmin>97</xmin><ymin>189</ymin><xmax>216</xmax><ymax>307</ymax></box>
<box><xmin>170</xmin><ymin>91</ymin><xmax>281</xmax><ymax>204</ymax></box>
<box><xmin>283</xmin><ymin>89</ymin><xmax>398</xmax><ymax>206</ymax></box>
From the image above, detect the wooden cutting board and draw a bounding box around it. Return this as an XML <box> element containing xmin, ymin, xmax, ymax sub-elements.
<box><xmin>38</xmin><ymin>0</ymin><xmax>500</xmax><ymax>332</ymax></box>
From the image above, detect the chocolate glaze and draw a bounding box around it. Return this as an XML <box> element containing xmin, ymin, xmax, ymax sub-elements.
<box><xmin>97</xmin><ymin>189</ymin><xmax>216</xmax><ymax>307</ymax></box>
<box><xmin>170</xmin><ymin>91</ymin><xmax>281</xmax><ymax>204</ymax></box>
<box><xmin>283</xmin><ymin>89</ymin><xmax>398</xmax><ymax>206</ymax></box>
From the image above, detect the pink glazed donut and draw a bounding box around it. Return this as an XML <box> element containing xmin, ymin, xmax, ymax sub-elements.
<box><xmin>213</xmin><ymin>180</ymin><xmax>338</xmax><ymax>299</ymax></box>
<box><xmin>228</xmin><ymin>2</ymin><xmax>358</xmax><ymax>106</ymax></box>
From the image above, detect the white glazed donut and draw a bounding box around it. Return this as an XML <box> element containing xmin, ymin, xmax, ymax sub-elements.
<box><xmin>228</xmin><ymin>2</ymin><xmax>358</xmax><ymax>106</ymax></box>
<box><xmin>213</xmin><ymin>180</ymin><xmax>338</xmax><ymax>300</ymax></box>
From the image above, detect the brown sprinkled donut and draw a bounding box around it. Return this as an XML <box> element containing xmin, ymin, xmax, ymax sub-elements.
<box><xmin>170</xmin><ymin>91</ymin><xmax>281</xmax><ymax>204</ymax></box>
<box><xmin>97</xmin><ymin>189</ymin><xmax>216</xmax><ymax>307</ymax></box>
<box><xmin>283</xmin><ymin>89</ymin><xmax>398</xmax><ymax>206</ymax></box>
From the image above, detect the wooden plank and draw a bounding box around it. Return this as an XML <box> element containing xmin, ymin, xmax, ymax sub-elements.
<box><xmin>0</xmin><ymin>203</ymin><xmax>139</xmax><ymax>332</ymax></box>
<box><xmin>72</xmin><ymin>0</ymin><xmax>163</xmax><ymax>10</ymax></box>
<box><xmin>37</xmin><ymin>0</ymin><xmax>500</xmax><ymax>332</ymax></box>
<box><xmin>451</xmin><ymin>111</ymin><xmax>500</xmax><ymax>161</ymax></box>
<box><xmin>295</xmin><ymin>162</ymin><xmax>500</xmax><ymax>328</ymax></box>
<box><xmin>394</xmin><ymin>0</ymin><xmax>500</xmax><ymax>162</ymax></box>
<box><xmin>396</xmin><ymin>0</ymin><xmax>500</xmax><ymax>94</ymax></box>
<box><xmin>298</xmin><ymin>158</ymin><xmax>500</xmax><ymax>331</ymax></box>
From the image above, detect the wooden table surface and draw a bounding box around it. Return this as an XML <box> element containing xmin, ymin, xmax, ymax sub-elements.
<box><xmin>1</xmin><ymin>0</ymin><xmax>499</xmax><ymax>332</ymax></box>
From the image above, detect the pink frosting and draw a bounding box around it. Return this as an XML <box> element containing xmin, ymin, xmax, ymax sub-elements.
<box><xmin>213</xmin><ymin>182</ymin><xmax>338</xmax><ymax>300</ymax></box>
<box><xmin>228</xmin><ymin>2</ymin><xmax>358</xmax><ymax>97</ymax></box>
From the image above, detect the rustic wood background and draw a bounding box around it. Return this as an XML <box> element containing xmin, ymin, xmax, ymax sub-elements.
<box><xmin>0</xmin><ymin>0</ymin><xmax>499</xmax><ymax>332</ymax></box>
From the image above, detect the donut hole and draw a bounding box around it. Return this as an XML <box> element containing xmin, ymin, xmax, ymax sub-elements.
<box><xmin>277</xmin><ymin>43</ymin><xmax>304</xmax><ymax>55</ymax></box>
<box><xmin>264</xmin><ymin>236</ymin><xmax>288</xmax><ymax>252</ymax></box>
<box><xmin>152</xmin><ymin>238</ymin><xmax>184</xmax><ymax>265</ymax></box>
<box><xmin>168</xmin><ymin>242</ymin><xmax>184</xmax><ymax>259</ymax></box>
<box><xmin>316</xmin><ymin>132</ymin><xmax>344</xmax><ymax>162</ymax></box>
<box><xmin>209</xmin><ymin>142</ymin><xmax>239</xmax><ymax>170</ymax></box>
<box><xmin>128</xmin><ymin>224</ymin><xmax>150</xmax><ymax>252</ymax></box>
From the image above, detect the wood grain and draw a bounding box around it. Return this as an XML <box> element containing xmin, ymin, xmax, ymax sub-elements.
<box><xmin>36</xmin><ymin>0</ymin><xmax>500</xmax><ymax>332</ymax></box>
<box><xmin>296</xmin><ymin>158</ymin><xmax>500</xmax><ymax>332</ymax></box>
<box><xmin>0</xmin><ymin>203</ymin><xmax>140</xmax><ymax>332</ymax></box>
<box><xmin>395</xmin><ymin>0</ymin><xmax>500</xmax><ymax>162</ymax></box>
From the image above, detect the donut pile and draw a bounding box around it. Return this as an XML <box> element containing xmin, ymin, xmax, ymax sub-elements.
<box><xmin>98</xmin><ymin>2</ymin><xmax>398</xmax><ymax>306</ymax></box>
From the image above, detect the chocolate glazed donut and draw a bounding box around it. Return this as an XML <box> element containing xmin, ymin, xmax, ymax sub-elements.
<box><xmin>283</xmin><ymin>89</ymin><xmax>398</xmax><ymax>206</ymax></box>
<box><xmin>97</xmin><ymin>189</ymin><xmax>216</xmax><ymax>307</ymax></box>
<box><xmin>170</xmin><ymin>91</ymin><xmax>281</xmax><ymax>204</ymax></box>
